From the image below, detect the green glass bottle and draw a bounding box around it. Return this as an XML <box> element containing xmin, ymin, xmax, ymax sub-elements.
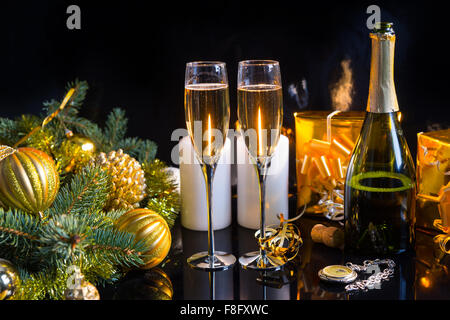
<box><xmin>344</xmin><ymin>22</ymin><xmax>416</xmax><ymax>256</ymax></box>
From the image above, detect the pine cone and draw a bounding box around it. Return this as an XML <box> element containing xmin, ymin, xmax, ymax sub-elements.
<box><xmin>93</xmin><ymin>149</ymin><xmax>147</xmax><ymax>210</ymax></box>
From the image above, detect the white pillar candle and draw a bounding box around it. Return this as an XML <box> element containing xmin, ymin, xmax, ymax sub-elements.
<box><xmin>237</xmin><ymin>135</ymin><xmax>289</xmax><ymax>229</ymax></box>
<box><xmin>179</xmin><ymin>136</ymin><xmax>232</xmax><ymax>231</ymax></box>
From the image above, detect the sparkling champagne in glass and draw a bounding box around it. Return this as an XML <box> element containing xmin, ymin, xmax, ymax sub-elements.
<box><xmin>237</xmin><ymin>60</ymin><xmax>286</xmax><ymax>270</ymax></box>
<box><xmin>184</xmin><ymin>61</ymin><xmax>236</xmax><ymax>271</ymax></box>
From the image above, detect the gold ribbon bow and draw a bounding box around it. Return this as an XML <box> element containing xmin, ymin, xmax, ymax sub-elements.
<box><xmin>257</xmin><ymin>209</ymin><xmax>304</xmax><ymax>262</ymax></box>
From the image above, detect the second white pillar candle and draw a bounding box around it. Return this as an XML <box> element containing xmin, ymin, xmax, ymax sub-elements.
<box><xmin>237</xmin><ymin>134</ymin><xmax>289</xmax><ymax>229</ymax></box>
<box><xmin>179</xmin><ymin>136</ymin><xmax>232</xmax><ymax>231</ymax></box>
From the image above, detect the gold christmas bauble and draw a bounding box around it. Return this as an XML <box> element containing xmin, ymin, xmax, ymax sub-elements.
<box><xmin>114</xmin><ymin>268</ymin><xmax>173</xmax><ymax>300</ymax></box>
<box><xmin>92</xmin><ymin>149</ymin><xmax>146</xmax><ymax>210</ymax></box>
<box><xmin>62</xmin><ymin>133</ymin><xmax>97</xmax><ymax>173</ymax></box>
<box><xmin>0</xmin><ymin>258</ymin><xmax>20</xmax><ymax>300</ymax></box>
<box><xmin>0</xmin><ymin>147</ymin><xmax>60</xmax><ymax>215</ymax></box>
<box><xmin>144</xmin><ymin>268</ymin><xmax>173</xmax><ymax>300</ymax></box>
<box><xmin>116</xmin><ymin>208</ymin><xmax>171</xmax><ymax>269</ymax></box>
<box><xmin>64</xmin><ymin>280</ymin><xmax>100</xmax><ymax>300</ymax></box>
<box><xmin>69</xmin><ymin>134</ymin><xmax>96</xmax><ymax>154</ymax></box>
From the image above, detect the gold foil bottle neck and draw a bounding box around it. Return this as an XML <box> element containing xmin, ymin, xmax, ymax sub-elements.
<box><xmin>367</xmin><ymin>22</ymin><xmax>399</xmax><ymax>113</ymax></box>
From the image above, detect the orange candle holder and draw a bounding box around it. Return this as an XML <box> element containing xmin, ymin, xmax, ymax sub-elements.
<box><xmin>294</xmin><ymin>111</ymin><xmax>365</xmax><ymax>220</ymax></box>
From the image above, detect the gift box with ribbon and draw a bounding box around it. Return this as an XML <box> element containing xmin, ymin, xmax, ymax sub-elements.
<box><xmin>416</xmin><ymin>129</ymin><xmax>450</xmax><ymax>253</ymax></box>
<box><xmin>294</xmin><ymin>111</ymin><xmax>365</xmax><ymax>221</ymax></box>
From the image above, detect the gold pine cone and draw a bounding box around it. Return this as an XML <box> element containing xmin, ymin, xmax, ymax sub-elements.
<box><xmin>93</xmin><ymin>149</ymin><xmax>147</xmax><ymax>210</ymax></box>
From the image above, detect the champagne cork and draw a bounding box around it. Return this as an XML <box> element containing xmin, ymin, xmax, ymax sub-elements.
<box><xmin>310</xmin><ymin>224</ymin><xmax>344</xmax><ymax>248</ymax></box>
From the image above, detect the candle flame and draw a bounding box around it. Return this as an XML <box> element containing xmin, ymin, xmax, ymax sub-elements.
<box><xmin>397</xmin><ymin>111</ymin><xmax>402</xmax><ymax>122</ymax></box>
<box><xmin>258</xmin><ymin>107</ymin><xmax>263</xmax><ymax>157</ymax></box>
<box><xmin>208</xmin><ymin>114</ymin><xmax>212</xmax><ymax>157</ymax></box>
<box><xmin>420</xmin><ymin>276</ymin><xmax>431</xmax><ymax>288</ymax></box>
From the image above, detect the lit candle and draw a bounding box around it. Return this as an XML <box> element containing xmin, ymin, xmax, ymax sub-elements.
<box><xmin>179</xmin><ymin>136</ymin><xmax>232</xmax><ymax>231</ymax></box>
<box><xmin>237</xmin><ymin>134</ymin><xmax>289</xmax><ymax>229</ymax></box>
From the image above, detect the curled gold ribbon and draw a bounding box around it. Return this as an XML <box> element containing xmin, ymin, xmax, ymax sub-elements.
<box><xmin>433</xmin><ymin>219</ymin><xmax>450</xmax><ymax>254</ymax></box>
<box><xmin>0</xmin><ymin>145</ymin><xmax>17</xmax><ymax>162</ymax></box>
<box><xmin>13</xmin><ymin>88</ymin><xmax>76</xmax><ymax>148</ymax></box>
<box><xmin>256</xmin><ymin>208</ymin><xmax>304</xmax><ymax>261</ymax></box>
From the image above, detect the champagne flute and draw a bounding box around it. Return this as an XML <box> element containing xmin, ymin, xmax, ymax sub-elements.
<box><xmin>184</xmin><ymin>61</ymin><xmax>236</xmax><ymax>271</ymax></box>
<box><xmin>237</xmin><ymin>60</ymin><xmax>286</xmax><ymax>270</ymax></box>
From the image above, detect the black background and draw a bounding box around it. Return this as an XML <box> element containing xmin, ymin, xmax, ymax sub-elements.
<box><xmin>1</xmin><ymin>0</ymin><xmax>448</xmax><ymax>163</ymax></box>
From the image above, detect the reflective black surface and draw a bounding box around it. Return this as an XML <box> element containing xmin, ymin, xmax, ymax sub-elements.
<box><xmin>102</xmin><ymin>195</ymin><xmax>450</xmax><ymax>300</ymax></box>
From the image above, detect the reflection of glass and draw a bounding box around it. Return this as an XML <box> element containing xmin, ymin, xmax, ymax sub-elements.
<box><xmin>184</xmin><ymin>61</ymin><xmax>236</xmax><ymax>271</ymax></box>
<box><xmin>182</xmin><ymin>226</ymin><xmax>235</xmax><ymax>299</ymax></box>
<box><xmin>237</xmin><ymin>60</ymin><xmax>285</xmax><ymax>270</ymax></box>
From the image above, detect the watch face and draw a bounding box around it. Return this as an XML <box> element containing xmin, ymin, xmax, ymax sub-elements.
<box><xmin>318</xmin><ymin>265</ymin><xmax>358</xmax><ymax>284</ymax></box>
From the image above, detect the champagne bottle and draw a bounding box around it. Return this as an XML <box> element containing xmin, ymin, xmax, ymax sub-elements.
<box><xmin>344</xmin><ymin>22</ymin><xmax>416</xmax><ymax>256</ymax></box>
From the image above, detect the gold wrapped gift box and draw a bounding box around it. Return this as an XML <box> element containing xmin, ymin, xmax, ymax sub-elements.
<box><xmin>416</xmin><ymin>129</ymin><xmax>450</xmax><ymax>230</ymax></box>
<box><xmin>294</xmin><ymin>111</ymin><xmax>365</xmax><ymax>217</ymax></box>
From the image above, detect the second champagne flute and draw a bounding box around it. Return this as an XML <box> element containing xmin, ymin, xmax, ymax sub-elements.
<box><xmin>184</xmin><ymin>61</ymin><xmax>236</xmax><ymax>271</ymax></box>
<box><xmin>237</xmin><ymin>60</ymin><xmax>286</xmax><ymax>270</ymax></box>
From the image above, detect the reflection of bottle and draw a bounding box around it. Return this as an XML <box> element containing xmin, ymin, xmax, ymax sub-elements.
<box><xmin>344</xmin><ymin>22</ymin><xmax>416</xmax><ymax>256</ymax></box>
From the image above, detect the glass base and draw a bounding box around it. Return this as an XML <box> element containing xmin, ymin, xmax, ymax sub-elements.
<box><xmin>187</xmin><ymin>251</ymin><xmax>236</xmax><ymax>271</ymax></box>
<box><xmin>239</xmin><ymin>251</ymin><xmax>287</xmax><ymax>271</ymax></box>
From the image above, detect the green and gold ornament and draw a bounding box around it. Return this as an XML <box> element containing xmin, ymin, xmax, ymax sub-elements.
<box><xmin>0</xmin><ymin>146</ymin><xmax>59</xmax><ymax>217</ymax></box>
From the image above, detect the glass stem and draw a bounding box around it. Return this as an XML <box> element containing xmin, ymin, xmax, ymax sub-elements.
<box><xmin>203</xmin><ymin>163</ymin><xmax>216</xmax><ymax>266</ymax></box>
<box><xmin>257</xmin><ymin>159</ymin><xmax>270</xmax><ymax>260</ymax></box>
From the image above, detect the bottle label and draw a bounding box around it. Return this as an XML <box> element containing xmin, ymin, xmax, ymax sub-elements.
<box><xmin>348</xmin><ymin>171</ymin><xmax>414</xmax><ymax>192</ymax></box>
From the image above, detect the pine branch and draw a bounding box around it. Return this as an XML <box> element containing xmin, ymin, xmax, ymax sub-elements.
<box><xmin>38</xmin><ymin>214</ymin><xmax>95</xmax><ymax>268</ymax></box>
<box><xmin>116</xmin><ymin>137</ymin><xmax>158</xmax><ymax>164</ymax></box>
<box><xmin>46</xmin><ymin>165</ymin><xmax>110</xmax><ymax>218</ymax></box>
<box><xmin>88</xmin><ymin>227</ymin><xmax>147</xmax><ymax>268</ymax></box>
<box><xmin>42</xmin><ymin>79</ymin><xmax>89</xmax><ymax>117</ymax></box>
<box><xmin>103</xmin><ymin>108</ymin><xmax>128</xmax><ymax>151</ymax></box>
<box><xmin>13</xmin><ymin>266</ymin><xmax>69</xmax><ymax>300</ymax></box>
<box><xmin>0</xmin><ymin>209</ymin><xmax>41</xmax><ymax>263</ymax></box>
<box><xmin>143</xmin><ymin>159</ymin><xmax>180</xmax><ymax>228</ymax></box>
<box><xmin>65</xmin><ymin>117</ymin><xmax>106</xmax><ymax>149</ymax></box>
<box><xmin>0</xmin><ymin>117</ymin><xmax>18</xmax><ymax>146</ymax></box>
<box><xmin>66</xmin><ymin>79</ymin><xmax>89</xmax><ymax>109</ymax></box>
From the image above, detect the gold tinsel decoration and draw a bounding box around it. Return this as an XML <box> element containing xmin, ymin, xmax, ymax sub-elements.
<box><xmin>92</xmin><ymin>149</ymin><xmax>146</xmax><ymax>210</ymax></box>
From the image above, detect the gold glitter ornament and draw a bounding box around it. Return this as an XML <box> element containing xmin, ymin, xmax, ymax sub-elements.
<box><xmin>92</xmin><ymin>149</ymin><xmax>146</xmax><ymax>210</ymax></box>
<box><xmin>116</xmin><ymin>208</ymin><xmax>171</xmax><ymax>269</ymax></box>
<box><xmin>62</xmin><ymin>134</ymin><xmax>97</xmax><ymax>173</ymax></box>
<box><xmin>70</xmin><ymin>134</ymin><xmax>96</xmax><ymax>154</ymax></box>
<box><xmin>0</xmin><ymin>258</ymin><xmax>20</xmax><ymax>300</ymax></box>
<box><xmin>0</xmin><ymin>147</ymin><xmax>60</xmax><ymax>217</ymax></box>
